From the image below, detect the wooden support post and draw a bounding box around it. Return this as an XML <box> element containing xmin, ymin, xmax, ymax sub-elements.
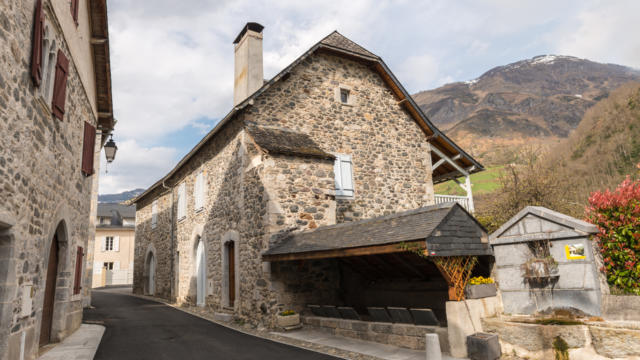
<box><xmin>431</xmin><ymin>256</ymin><xmax>478</xmax><ymax>301</ymax></box>
<box><xmin>465</xmin><ymin>175</ymin><xmax>475</xmax><ymax>213</ymax></box>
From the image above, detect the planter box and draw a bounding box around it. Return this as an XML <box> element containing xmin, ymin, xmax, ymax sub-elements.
<box><xmin>465</xmin><ymin>283</ymin><xmax>497</xmax><ymax>299</ymax></box>
<box><xmin>276</xmin><ymin>313</ymin><xmax>300</xmax><ymax>328</ymax></box>
<box><xmin>467</xmin><ymin>332</ymin><xmax>501</xmax><ymax>360</ymax></box>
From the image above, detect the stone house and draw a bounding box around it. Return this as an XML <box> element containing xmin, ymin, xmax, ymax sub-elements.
<box><xmin>92</xmin><ymin>204</ymin><xmax>136</xmax><ymax>288</ymax></box>
<box><xmin>0</xmin><ymin>1</ymin><xmax>114</xmax><ymax>359</ymax></box>
<box><xmin>131</xmin><ymin>23</ymin><xmax>490</xmax><ymax>337</ymax></box>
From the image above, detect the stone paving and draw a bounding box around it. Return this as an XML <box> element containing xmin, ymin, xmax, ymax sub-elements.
<box><xmin>37</xmin><ymin>324</ymin><xmax>104</xmax><ymax>360</ymax></box>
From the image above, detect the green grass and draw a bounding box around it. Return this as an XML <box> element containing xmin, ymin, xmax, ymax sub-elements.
<box><xmin>434</xmin><ymin>166</ymin><xmax>504</xmax><ymax>196</ymax></box>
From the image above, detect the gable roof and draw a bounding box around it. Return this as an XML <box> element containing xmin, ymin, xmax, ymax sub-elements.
<box><xmin>97</xmin><ymin>203</ymin><xmax>136</xmax><ymax>219</ymax></box>
<box><xmin>263</xmin><ymin>202</ymin><xmax>491</xmax><ymax>261</ymax></box>
<box><xmin>132</xmin><ymin>30</ymin><xmax>483</xmax><ymax>204</ymax></box>
<box><xmin>489</xmin><ymin>206</ymin><xmax>598</xmax><ymax>244</ymax></box>
<box><xmin>246</xmin><ymin>125</ymin><xmax>335</xmax><ymax>159</ymax></box>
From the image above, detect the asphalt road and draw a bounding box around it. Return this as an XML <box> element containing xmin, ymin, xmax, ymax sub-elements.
<box><xmin>85</xmin><ymin>290</ymin><xmax>339</xmax><ymax>360</ymax></box>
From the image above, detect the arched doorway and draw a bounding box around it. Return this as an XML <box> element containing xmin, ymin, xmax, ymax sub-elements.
<box><xmin>195</xmin><ymin>239</ymin><xmax>206</xmax><ymax>306</ymax></box>
<box><xmin>146</xmin><ymin>252</ymin><xmax>155</xmax><ymax>295</ymax></box>
<box><xmin>40</xmin><ymin>233</ymin><xmax>59</xmax><ymax>346</ymax></box>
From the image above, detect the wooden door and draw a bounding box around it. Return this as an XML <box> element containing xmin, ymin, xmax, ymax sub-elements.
<box><xmin>40</xmin><ymin>235</ymin><xmax>58</xmax><ymax>346</ymax></box>
<box><xmin>148</xmin><ymin>254</ymin><xmax>155</xmax><ymax>295</ymax></box>
<box><xmin>196</xmin><ymin>241</ymin><xmax>205</xmax><ymax>306</ymax></box>
<box><xmin>228</xmin><ymin>242</ymin><xmax>235</xmax><ymax>307</ymax></box>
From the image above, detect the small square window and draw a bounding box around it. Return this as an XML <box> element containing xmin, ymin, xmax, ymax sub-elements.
<box><xmin>340</xmin><ymin>89</ymin><xmax>350</xmax><ymax>104</ymax></box>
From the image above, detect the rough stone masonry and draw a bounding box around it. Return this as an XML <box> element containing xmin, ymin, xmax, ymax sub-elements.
<box><xmin>132</xmin><ymin>27</ymin><xmax>456</xmax><ymax>329</ymax></box>
<box><xmin>0</xmin><ymin>1</ymin><xmax>114</xmax><ymax>359</ymax></box>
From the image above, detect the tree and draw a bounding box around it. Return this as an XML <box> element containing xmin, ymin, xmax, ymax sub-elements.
<box><xmin>585</xmin><ymin>164</ymin><xmax>640</xmax><ymax>294</ymax></box>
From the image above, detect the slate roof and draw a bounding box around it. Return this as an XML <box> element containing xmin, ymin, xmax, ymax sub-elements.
<box><xmin>247</xmin><ymin>125</ymin><xmax>335</xmax><ymax>159</ymax></box>
<box><xmin>264</xmin><ymin>203</ymin><xmax>491</xmax><ymax>258</ymax></box>
<box><xmin>319</xmin><ymin>31</ymin><xmax>377</xmax><ymax>58</ymax></box>
<box><xmin>97</xmin><ymin>203</ymin><xmax>135</xmax><ymax>219</ymax></box>
<box><xmin>490</xmin><ymin>206</ymin><xmax>598</xmax><ymax>244</ymax></box>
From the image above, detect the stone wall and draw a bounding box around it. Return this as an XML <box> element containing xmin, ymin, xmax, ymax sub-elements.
<box><xmin>602</xmin><ymin>294</ymin><xmax>640</xmax><ymax>321</ymax></box>
<box><xmin>302</xmin><ymin>316</ymin><xmax>449</xmax><ymax>352</ymax></box>
<box><xmin>133</xmin><ymin>187</ymin><xmax>173</xmax><ymax>299</ymax></box>
<box><xmin>0</xmin><ymin>1</ymin><xmax>101</xmax><ymax>359</ymax></box>
<box><xmin>483</xmin><ymin>317</ymin><xmax>640</xmax><ymax>359</ymax></box>
<box><xmin>243</xmin><ymin>52</ymin><xmax>436</xmax><ymax>222</ymax></box>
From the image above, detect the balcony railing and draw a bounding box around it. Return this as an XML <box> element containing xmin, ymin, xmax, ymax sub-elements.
<box><xmin>434</xmin><ymin>194</ymin><xmax>472</xmax><ymax>213</ymax></box>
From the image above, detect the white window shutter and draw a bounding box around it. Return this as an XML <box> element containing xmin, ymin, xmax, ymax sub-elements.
<box><xmin>334</xmin><ymin>154</ymin><xmax>353</xmax><ymax>197</ymax></box>
<box><xmin>194</xmin><ymin>171</ymin><xmax>204</xmax><ymax>210</ymax></box>
<box><xmin>151</xmin><ymin>200</ymin><xmax>158</xmax><ymax>228</ymax></box>
<box><xmin>94</xmin><ymin>261</ymin><xmax>102</xmax><ymax>274</ymax></box>
<box><xmin>334</xmin><ymin>157</ymin><xmax>343</xmax><ymax>192</ymax></box>
<box><xmin>114</xmin><ymin>236</ymin><xmax>120</xmax><ymax>252</ymax></box>
<box><xmin>340</xmin><ymin>155</ymin><xmax>354</xmax><ymax>194</ymax></box>
<box><xmin>178</xmin><ymin>183</ymin><xmax>186</xmax><ymax>218</ymax></box>
<box><xmin>113</xmin><ymin>261</ymin><xmax>120</xmax><ymax>270</ymax></box>
<box><xmin>101</xmin><ymin>237</ymin><xmax>106</xmax><ymax>252</ymax></box>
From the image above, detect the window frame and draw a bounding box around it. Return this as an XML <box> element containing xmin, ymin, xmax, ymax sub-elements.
<box><xmin>105</xmin><ymin>236</ymin><xmax>114</xmax><ymax>251</ymax></box>
<box><xmin>334</xmin><ymin>84</ymin><xmax>356</xmax><ymax>106</ymax></box>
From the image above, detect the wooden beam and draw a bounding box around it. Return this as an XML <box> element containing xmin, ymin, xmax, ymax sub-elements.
<box><xmin>432</xmin><ymin>158</ymin><xmax>446</xmax><ymax>171</ymax></box>
<box><xmin>339</xmin><ymin>258</ymin><xmax>378</xmax><ymax>280</ymax></box>
<box><xmin>91</xmin><ymin>37</ymin><xmax>107</xmax><ymax>44</ymax></box>
<box><xmin>431</xmin><ymin>146</ymin><xmax>469</xmax><ymax>176</ymax></box>
<box><xmin>262</xmin><ymin>240</ymin><xmax>426</xmax><ymax>262</ymax></box>
<box><xmin>389</xmin><ymin>253</ymin><xmax>429</xmax><ymax>279</ymax></box>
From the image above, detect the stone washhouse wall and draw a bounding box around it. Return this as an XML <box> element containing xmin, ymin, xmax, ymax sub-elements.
<box><xmin>490</xmin><ymin>207</ymin><xmax>602</xmax><ymax>315</ymax></box>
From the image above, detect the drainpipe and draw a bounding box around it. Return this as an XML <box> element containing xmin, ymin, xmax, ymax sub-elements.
<box><xmin>162</xmin><ymin>180</ymin><xmax>175</xmax><ymax>300</ymax></box>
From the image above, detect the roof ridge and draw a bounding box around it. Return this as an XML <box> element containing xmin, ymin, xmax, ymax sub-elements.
<box><xmin>287</xmin><ymin>202</ymin><xmax>455</xmax><ymax>235</ymax></box>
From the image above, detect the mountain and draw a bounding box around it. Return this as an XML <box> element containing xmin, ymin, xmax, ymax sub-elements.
<box><xmin>551</xmin><ymin>82</ymin><xmax>640</xmax><ymax>192</ymax></box>
<box><xmin>98</xmin><ymin>188</ymin><xmax>144</xmax><ymax>203</ymax></box>
<box><xmin>413</xmin><ymin>55</ymin><xmax>640</xmax><ymax>164</ymax></box>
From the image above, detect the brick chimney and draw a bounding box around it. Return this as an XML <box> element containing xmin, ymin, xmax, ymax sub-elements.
<box><xmin>233</xmin><ymin>22</ymin><xmax>264</xmax><ymax>106</ymax></box>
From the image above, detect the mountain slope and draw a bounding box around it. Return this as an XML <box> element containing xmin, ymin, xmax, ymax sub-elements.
<box><xmin>551</xmin><ymin>82</ymin><xmax>640</xmax><ymax>192</ymax></box>
<box><xmin>98</xmin><ymin>188</ymin><xmax>144</xmax><ymax>203</ymax></box>
<box><xmin>413</xmin><ymin>55</ymin><xmax>640</xmax><ymax>164</ymax></box>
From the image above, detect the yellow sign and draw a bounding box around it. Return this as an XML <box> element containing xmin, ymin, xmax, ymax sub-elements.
<box><xmin>565</xmin><ymin>244</ymin><xmax>586</xmax><ymax>260</ymax></box>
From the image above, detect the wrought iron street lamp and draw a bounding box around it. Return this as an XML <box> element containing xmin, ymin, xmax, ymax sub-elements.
<box><xmin>104</xmin><ymin>134</ymin><xmax>118</xmax><ymax>163</ymax></box>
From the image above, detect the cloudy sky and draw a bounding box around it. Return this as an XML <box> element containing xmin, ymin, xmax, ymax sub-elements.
<box><xmin>98</xmin><ymin>0</ymin><xmax>640</xmax><ymax>194</ymax></box>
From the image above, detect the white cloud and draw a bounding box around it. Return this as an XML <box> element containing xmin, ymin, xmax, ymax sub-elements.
<box><xmin>98</xmin><ymin>140</ymin><xmax>177</xmax><ymax>194</ymax></box>
<box><xmin>397</xmin><ymin>54</ymin><xmax>443</xmax><ymax>91</ymax></box>
<box><xmin>550</xmin><ymin>1</ymin><xmax>640</xmax><ymax>68</ymax></box>
<box><xmin>100</xmin><ymin>0</ymin><xmax>640</xmax><ymax>194</ymax></box>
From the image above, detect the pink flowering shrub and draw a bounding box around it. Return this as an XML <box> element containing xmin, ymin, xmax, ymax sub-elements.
<box><xmin>585</xmin><ymin>165</ymin><xmax>640</xmax><ymax>294</ymax></box>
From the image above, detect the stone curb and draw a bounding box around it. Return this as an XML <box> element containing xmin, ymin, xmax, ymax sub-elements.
<box><xmin>123</xmin><ymin>291</ymin><xmax>381</xmax><ymax>360</ymax></box>
<box><xmin>37</xmin><ymin>324</ymin><xmax>105</xmax><ymax>360</ymax></box>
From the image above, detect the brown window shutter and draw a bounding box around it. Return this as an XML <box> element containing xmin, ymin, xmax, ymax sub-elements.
<box><xmin>73</xmin><ymin>246</ymin><xmax>83</xmax><ymax>295</ymax></box>
<box><xmin>51</xmin><ymin>50</ymin><xmax>69</xmax><ymax>120</ymax></box>
<box><xmin>82</xmin><ymin>121</ymin><xmax>96</xmax><ymax>176</ymax></box>
<box><xmin>71</xmin><ymin>0</ymin><xmax>79</xmax><ymax>25</ymax></box>
<box><xmin>30</xmin><ymin>0</ymin><xmax>44</xmax><ymax>86</ymax></box>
